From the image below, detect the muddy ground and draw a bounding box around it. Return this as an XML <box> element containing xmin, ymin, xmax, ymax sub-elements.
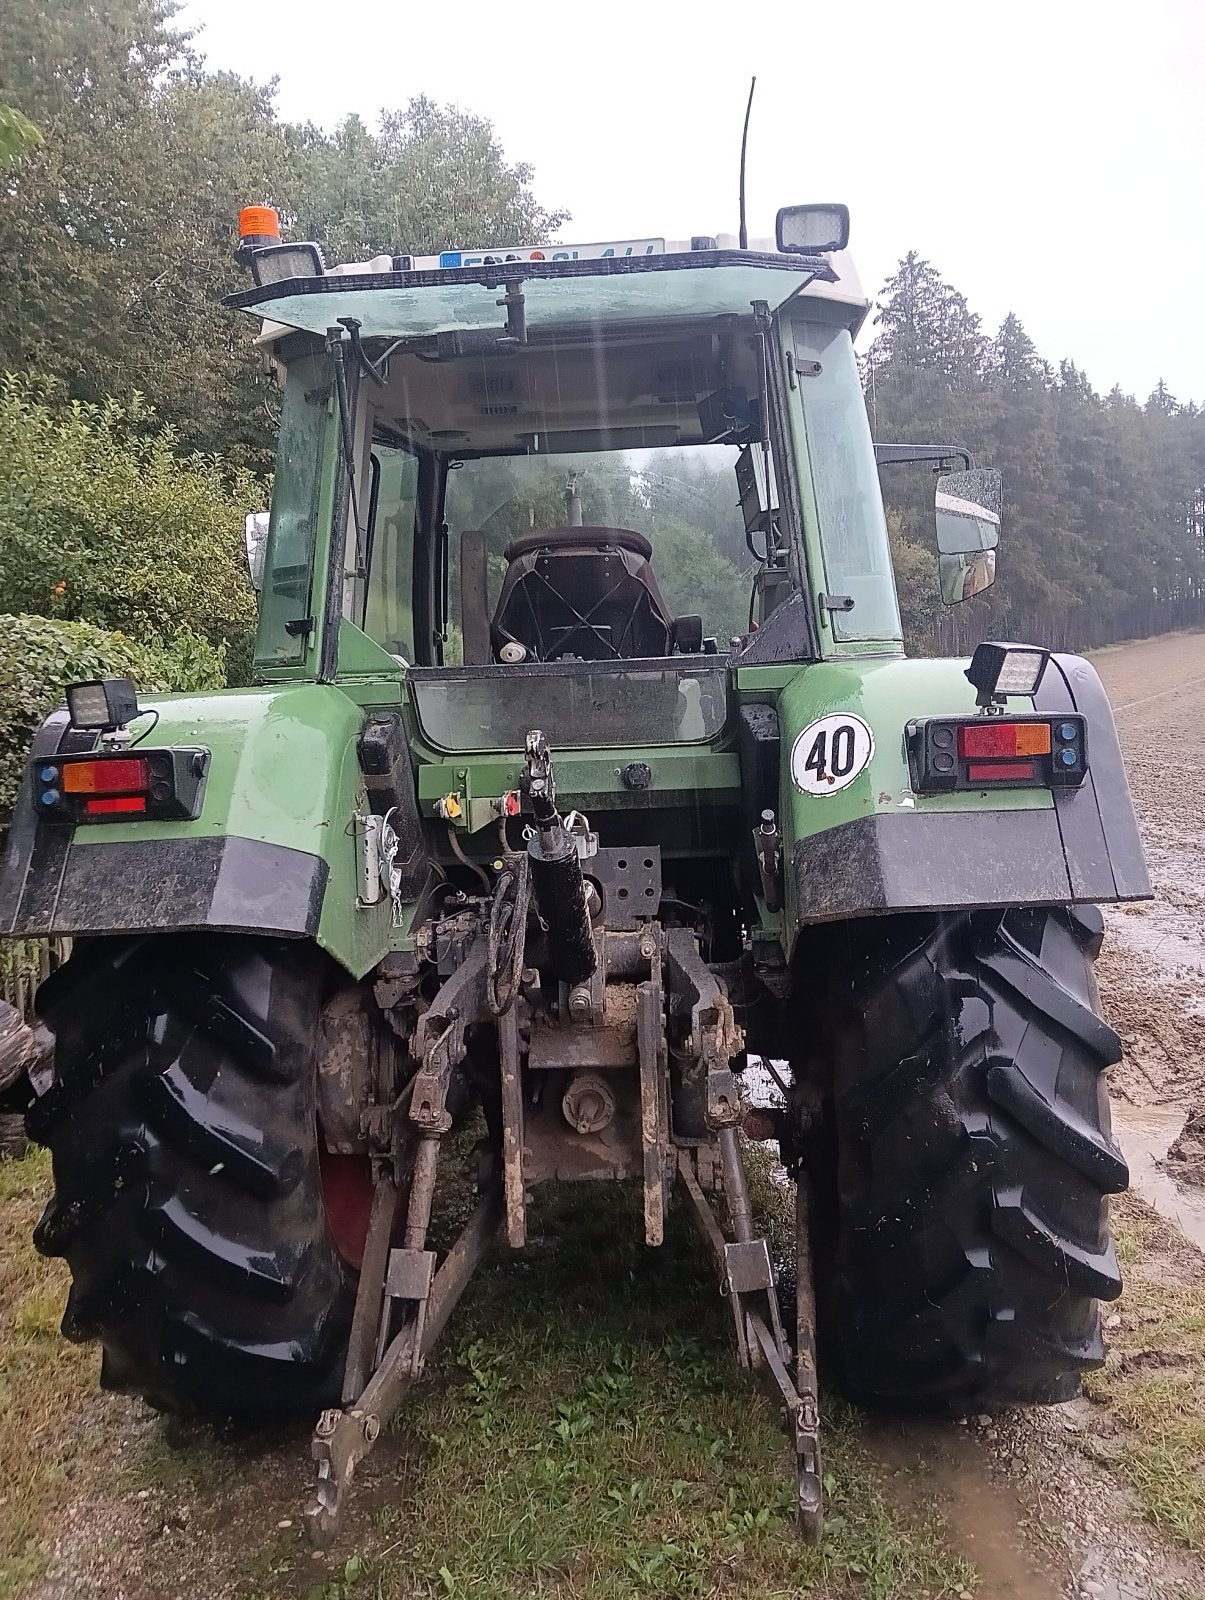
<box><xmin>3</xmin><ymin>630</ymin><xmax>1205</xmax><ymax>1600</ymax></box>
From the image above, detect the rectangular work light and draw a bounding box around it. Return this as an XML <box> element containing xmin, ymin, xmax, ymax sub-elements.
<box><xmin>964</xmin><ymin>642</ymin><xmax>1050</xmax><ymax>706</ymax></box>
<box><xmin>66</xmin><ymin>677</ymin><xmax>140</xmax><ymax>732</ymax></box>
<box><xmin>250</xmin><ymin>241</ymin><xmax>326</xmax><ymax>287</ymax></box>
<box><xmin>775</xmin><ymin>204</ymin><xmax>850</xmax><ymax>255</ymax></box>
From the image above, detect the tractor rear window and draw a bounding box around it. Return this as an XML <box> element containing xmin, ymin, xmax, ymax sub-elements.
<box><xmin>444</xmin><ymin>446</ymin><xmax>753</xmax><ymax>661</ymax></box>
<box><xmin>408</xmin><ymin>662</ymin><xmax>728</xmax><ymax>752</ymax></box>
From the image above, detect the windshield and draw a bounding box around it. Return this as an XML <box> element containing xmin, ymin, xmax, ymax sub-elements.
<box><xmin>442</xmin><ymin>446</ymin><xmax>754</xmax><ymax>659</ymax></box>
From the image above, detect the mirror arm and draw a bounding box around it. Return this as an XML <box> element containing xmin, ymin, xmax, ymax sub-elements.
<box><xmin>874</xmin><ymin>443</ymin><xmax>973</xmax><ymax>472</ymax></box>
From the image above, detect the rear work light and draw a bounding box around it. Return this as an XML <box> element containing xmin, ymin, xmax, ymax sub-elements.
<box><xmin>908</xmin><ymin>716</ymin><xmax>1087</xmax><ymax>794</ymax></box>
<box><xmin>32</xmin><ymin>748</ymin><xmax>210</xmax><ymax>824</ymax></box>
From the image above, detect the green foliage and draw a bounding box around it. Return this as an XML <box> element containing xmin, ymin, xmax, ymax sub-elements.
<box><xmin>649</xmin><ymin>517</ymin><xmax>749</xmax><ymax>642</ymax></box>
<box><xmin>293</xmin><ymin>98</ymin><xmax>569</xmax><ymax>264</ymax></box>
<box><xmin>0</xmin><ymin>103</ymin><xmax>41</xmax><ymax>169</ymax></box>
<box><xmin>0</xmin><ymin>0</ymin><xmax>566</xmax><ymax>464</ymax></box>
<box><xmin>0</xmin><ymin>376</ymin><xmax>256</xmax><ymax>657</ymax></box>
<box><xmin>0</xmin><ymin>613</ymin><xmax>225</xmax><ymax>825</ymax></box>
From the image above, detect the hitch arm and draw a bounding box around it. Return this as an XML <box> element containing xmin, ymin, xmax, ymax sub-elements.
<box><xmin>305</xmin><ymin>1182</ymin><xmax>503</xmax><ymax>1546</ymax></box>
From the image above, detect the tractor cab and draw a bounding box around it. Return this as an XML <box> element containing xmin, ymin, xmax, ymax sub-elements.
<box><xmin>227</xmin><ymin>209</ymin><xmax>918</xmax><ymax>710</ymax></box>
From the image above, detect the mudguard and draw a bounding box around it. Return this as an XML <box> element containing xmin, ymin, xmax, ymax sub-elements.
<box><xmin>0</xmin><ymin>683</ymin><xmax>412</xmax><ymax>979</ymax></box>
<box><xmin>778</xmin><ymin>652</ymin><xmax>1150</xmax><ymax>928</ymax></box>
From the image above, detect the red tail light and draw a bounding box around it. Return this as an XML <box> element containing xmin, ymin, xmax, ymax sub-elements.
<box><xmin>31</xmin><ymin>747</ymin><xmax>210</xmax><ymax>824</ymax></box>
<box><xmin>61</xmin><ymin>758</ymin><xmax>148</xmax><ymax>795</ymax></box>
<box><xmin>958</xmin><ymin>722</ymin><xmax>1051</xmax><ymax>759</ymax></box>
<box><xmin>84</xmin><ymin>795</ymin><xmax>148</xmax><ymax>815</ymax></box>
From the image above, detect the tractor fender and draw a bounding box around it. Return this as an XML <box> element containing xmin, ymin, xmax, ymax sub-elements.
<box><xmin>777</xmin><ymin>652</ymin><xmax>1150</xmax><ymax>928</ymax></box>
<box><xmin>0</xmin><ymin>683</ymin><xmax>403</xmax><ymax>978</ymax></box>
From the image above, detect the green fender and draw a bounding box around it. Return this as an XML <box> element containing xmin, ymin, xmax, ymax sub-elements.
<box><xmin>761</xmin><ymin>653</ymin><xmax>1148</xmax><ymax>942</ymax></box>
<box><xmin>0</xmin><ymin>683</ymin><xmax>396</xmax><ymax>979</ymax></box>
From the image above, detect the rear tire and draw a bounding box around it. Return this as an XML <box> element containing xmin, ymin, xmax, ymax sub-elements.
<box><xmin>29</xmin><ymin>934</ymin><xmax>355</xmax><ymax>1416</ymax></box>
<box><xmin>827</xmin><ymin>904</ymin><xmax>1127</xmax><ymax>1410</ymax></box>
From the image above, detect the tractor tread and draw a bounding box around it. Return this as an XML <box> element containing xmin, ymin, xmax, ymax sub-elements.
<box><xmin>31</xmin><ymin>934</ymin><xmax>353</xmax><ymax>1416</ymax></box>
<box><xmin>827</xmin><ymin>905</ymin><xmax>1125</xmax><ymax>1411</ymax></box>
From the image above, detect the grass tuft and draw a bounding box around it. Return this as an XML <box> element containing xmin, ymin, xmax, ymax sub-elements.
<box><xmin>1084</xmin><ymin>1197</ymin><xmax>1205</xmax><ymax>1549</ymax></box>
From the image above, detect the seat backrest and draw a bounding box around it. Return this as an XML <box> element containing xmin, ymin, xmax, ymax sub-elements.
<box><xmin>491</xmin><ymin>528</ymin><xmax>674</xmax><ymax>661</ymax></box>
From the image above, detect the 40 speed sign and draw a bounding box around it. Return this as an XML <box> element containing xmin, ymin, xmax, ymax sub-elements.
<box><xmin>789</xmin><ymin>712</ymin><xmax>875</xmax><ymax>796</ymax></box>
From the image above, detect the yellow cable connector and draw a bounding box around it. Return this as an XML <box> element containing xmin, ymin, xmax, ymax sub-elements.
<box><xmin>434</xmin><ymin>792</ymin><xmax>463</xmax><ymax>822</ymax></box>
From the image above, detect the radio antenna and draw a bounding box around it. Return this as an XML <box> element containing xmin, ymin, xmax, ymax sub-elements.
<box><xmin>738</xmin><ymin>76</ymin><xmax>757</xmax><ymax>250</ymax></box>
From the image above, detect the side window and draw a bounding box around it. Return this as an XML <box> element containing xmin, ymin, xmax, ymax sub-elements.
<box><xmin>362</xmin><ymin>441</ymin><xmax>418</xmax><ymax>661</ymax></box>
<box><xmin>254</xmin><ymin>353</ymin><xmax>332</xmax><ymax>669</ymax></box>
<box><xmin>790</xmin><ymin>320</ymin><xmax>903</xmax><ymax>644</ymax></box>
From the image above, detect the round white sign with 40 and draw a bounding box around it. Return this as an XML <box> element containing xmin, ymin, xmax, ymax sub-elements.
<box><xmin>789</xmin><ymin>712</ymin><xmax>875</xmax><ymax>796</ymax></box>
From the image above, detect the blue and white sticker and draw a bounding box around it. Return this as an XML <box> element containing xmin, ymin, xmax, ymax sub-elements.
<box><xmin>790</xmin><ymin>713</ymin><xmax>875</xmax><ymax>796</ymax></box>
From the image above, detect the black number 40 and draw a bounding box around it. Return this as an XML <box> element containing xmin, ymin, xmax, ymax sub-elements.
<box><xmin>804</xmin><ymin>723</ymin><xmax>857</xmax><ymax>782</ymax></box>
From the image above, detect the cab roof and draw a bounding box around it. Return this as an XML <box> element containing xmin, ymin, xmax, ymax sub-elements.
<box><xmin>226</xmin><ymin>243</ymin><xmax>870</xmax><ymax>344</ymax></box>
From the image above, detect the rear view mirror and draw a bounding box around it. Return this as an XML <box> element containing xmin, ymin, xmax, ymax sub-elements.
<box><xmin>244</xmin><ymin>511</ymin><xmax>270</xmax><ymax>591</ymax></box>
<box><xmin>935</xmin><ymin>468</ymin><xmax>1001</xmax><ymax>555</ymax></box>
<box><xmin>935</xmin><ymin>468</ymin><xmax>1000</xmax><ymax>605</ymax></box>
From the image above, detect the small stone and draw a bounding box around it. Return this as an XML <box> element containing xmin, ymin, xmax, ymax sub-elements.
<box><xmin>1011</xmin><ymin>1455</ymin><xmax>1024</xmax><ymax>1471</ymax></box>
<box><xmin>1105</xmin><ymin>1313</ymin><xmax>1122</xmax><ymax>1329</ymax></box>
<box><xmin>960</xmin><ymin>1591</ymin><xmax>974</xmax><ymax>1599</ymax></box>
<box><xmin>276</xmin><ymin>1518</ymin><xmax>292</xmax><ymax>1529</ymax></box>
<box><xmin>137</xmin><ymin>1489</ymin><xmax>150</xmax><ymax>1500</ymax></box>
<box><xmin>311</xmin><ymin>1550</ymin><xmax>325</xmax><ymax>1561</ymax></box>
<box><xmin>974</xmin><ymin>1412</ymin><xmax>992</xmax><ymax>1426</ymax></box>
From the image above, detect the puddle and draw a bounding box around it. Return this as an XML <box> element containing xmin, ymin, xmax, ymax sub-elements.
<box><xmin>1106</xmin><ymin>902</ymin><xmax>1205</xmax><ymax>981</ymax></box>
<box><xmin>862</xmin><ymin>1415</ymin><xmax>1064</xmax><ymax>1598</ymax></box>
<box><xmin>1113</xmin><ymin>1102</ymin><xmax>1205</xmax><ymax>1253</ymax></box>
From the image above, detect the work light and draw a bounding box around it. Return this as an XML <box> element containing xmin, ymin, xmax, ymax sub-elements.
<box><xmin>964</xmin><ymin>642</ymin><xmax>1050</xmax><ymax>706</ymax></box>
<box><xmin>250</xmin><ymin>241</ymin><xmax>326</xmax><ymax>287</ymax></box>
<box><xmin>66</xmin><ymin>677</ymin><xmax>140</xmax><ymax>732</ymax></box>
<box><xmin>775</xmin><ymin>204</ymin><xmax>850</xmax><ymax>255</ymax></box>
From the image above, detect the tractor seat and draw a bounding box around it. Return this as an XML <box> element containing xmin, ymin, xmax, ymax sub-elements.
<box><xmin>492</xmin><ymin>527</ymin><xmax>698</xmax><ymax>662</ymax></box>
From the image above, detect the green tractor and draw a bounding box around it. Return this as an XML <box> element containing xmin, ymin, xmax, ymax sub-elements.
<box><xmin>0</xmin><ymin>202</ymin><xmax>1149</xmax><ymax>1543</ymax></box>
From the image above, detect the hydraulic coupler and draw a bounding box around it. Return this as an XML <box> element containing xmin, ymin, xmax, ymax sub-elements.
<box><xmin>523</xmin><ymin>729</ymin><xmax>596</xmax><ymax>987</ymax></box>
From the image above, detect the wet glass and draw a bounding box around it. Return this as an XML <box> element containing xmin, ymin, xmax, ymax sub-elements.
<box><xmin>408</xmin><ymin>662</ymin><xmax>728</xmax><ymax>752</ymax></box>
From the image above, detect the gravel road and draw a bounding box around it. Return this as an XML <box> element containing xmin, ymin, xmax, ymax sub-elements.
<box><xmin>1089</xmin><ymin>633</ymin><xmax>1205</xmax><ymax>1253</ymax></box>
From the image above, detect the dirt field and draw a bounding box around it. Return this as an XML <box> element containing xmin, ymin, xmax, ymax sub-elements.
<box><xmin>1</xmin><ymin>631</ymin><xmax>1204</xmax><ymax>1600</ymax></box>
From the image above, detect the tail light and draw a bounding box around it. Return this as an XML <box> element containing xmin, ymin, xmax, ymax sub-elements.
<box><xmin>32</xmin><ymin>748</ymin><xmax>209</xmax><ymax>824</ymax></box>
<box><xmin>908</xmin><ymin>716</ymin><xmax>1086</xmax><ymax>793</ymax></box>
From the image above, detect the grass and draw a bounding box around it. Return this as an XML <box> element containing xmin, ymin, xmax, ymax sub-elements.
<box><xmin>1082</xmin><ymin>1198</ymin><xmax>1205</xmax><ymax>1549</ymax></box>
<box><xmin>299</xmin><ymin>1177</ymin><xmax>976</xmax><ymax>1600</ymax></box>
<box><xmin>0</xmin><ymin>1145</ymin><xmax>978</xmax><ymax>1600</ymax></box>
<box><xmin>0</xmin><ymin>1147</ymin><xmax>110</xmax><ymax>1596</ymax></box>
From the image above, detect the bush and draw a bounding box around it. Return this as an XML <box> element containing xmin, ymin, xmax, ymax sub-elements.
<box><xmin>0</xmin><ymin>375</ymin><xmax>257</xmax><ymax>661</ymax></box>
<box><xmin>0</xmin><ymin>613</ymin><xmax>225</xmax><ymax>827</ymax></box>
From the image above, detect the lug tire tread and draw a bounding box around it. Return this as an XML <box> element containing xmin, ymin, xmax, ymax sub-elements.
<box><xmin>30</xmin><ymin>934</ymin><xmax>353</xmax><ymax>1415</ymax></box>
<box><xmin>830</xmin><ymin>905</ymin><xmax>1127</xmax><ymax>1410</ymax></box>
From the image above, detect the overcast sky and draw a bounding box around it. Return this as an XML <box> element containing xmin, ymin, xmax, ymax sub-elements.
<box><xmin>180</xmin><ymin>0</ymin><xmax>1203</xmax><ymax>403</ymax></box>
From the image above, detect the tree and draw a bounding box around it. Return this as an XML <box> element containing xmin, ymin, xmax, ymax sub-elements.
<box><xmin>0</xmin><ymin>376</ymin><xmax>257</xmax><ymax>657</ymax></box>
<box><xmin>867</xmin><ymin>255</ymin><xmax>1205</xmax><ymax>651</ymax></box>
<box><xmin>293</xmin><ymin>99</ymin><xmax>569</xmax><ymax>263</ymax></box>
<box><xmin>0</xmin><ymin>1</ymin><xmax>566</xmax><ymax>463</ymax></box>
